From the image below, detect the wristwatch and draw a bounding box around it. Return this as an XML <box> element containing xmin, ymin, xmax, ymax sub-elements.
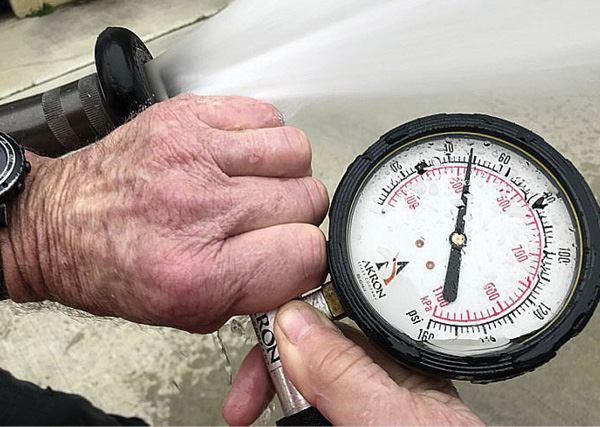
<box><xmin>0</xmin><ymin>132</ymin><xmax>31</xmax><ymax>300</ymax></box>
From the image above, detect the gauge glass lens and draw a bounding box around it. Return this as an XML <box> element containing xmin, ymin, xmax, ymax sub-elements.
<box><xmin>348</xmin><ymin>134</ymin><xmax>580</xmax><ymax>356</ymax></box>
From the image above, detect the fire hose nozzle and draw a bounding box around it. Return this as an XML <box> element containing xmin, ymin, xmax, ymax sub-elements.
<box><xmin>0</xmin><ymin>27</ymin><xmax>156</xmax><ymax>157</ymax></box>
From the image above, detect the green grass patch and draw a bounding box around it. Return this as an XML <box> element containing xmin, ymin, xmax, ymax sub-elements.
<box><xmin>26</xmin><ymin>2</ymin><xmax>57</xmax><ymax>17</ymax></box>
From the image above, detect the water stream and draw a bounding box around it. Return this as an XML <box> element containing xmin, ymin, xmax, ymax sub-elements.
<box><xmin>148</xmin><ymin>0</ymin><xmax>600</xmax><ymax>117</ymax></box>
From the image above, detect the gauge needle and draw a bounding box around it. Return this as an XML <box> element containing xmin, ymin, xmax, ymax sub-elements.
<box><xmin>443</xmin><ymin>148</ymin><xmax>474</xmax><ymax>303</ymax></box>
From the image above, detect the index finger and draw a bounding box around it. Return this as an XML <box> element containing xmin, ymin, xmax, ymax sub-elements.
<box><xmin>208</xmin><ymin>126</ymin><xmax>313</xmax><ymax>178</ymax></box>
<box><xmin>173</xmin><ymin>95</ymin><xmax>285</xmax><ymax>130</ymax></box>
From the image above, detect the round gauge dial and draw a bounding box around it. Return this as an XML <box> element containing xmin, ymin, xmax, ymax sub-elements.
<box><xmin>328</xmin><ymin>114</ymin><xmax>600</xmax><ymax>381</ymax></box>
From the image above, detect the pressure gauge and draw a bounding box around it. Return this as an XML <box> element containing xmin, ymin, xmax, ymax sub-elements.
<box><xmin>328</xmin><ymin>114</ymin><xmax>600</xmax><ymax>381</ymax></box>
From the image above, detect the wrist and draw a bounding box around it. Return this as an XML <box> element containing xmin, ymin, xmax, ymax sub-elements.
<box><xmin>0</xmin><ymin>153</ymin><xmax>53</xmax><ymax>302</ymax></box>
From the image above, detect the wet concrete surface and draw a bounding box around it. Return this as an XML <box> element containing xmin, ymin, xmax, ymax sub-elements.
<box><xmin>1</xmin><ymin>1</ymin><xmax>600</xmax><ymax>425</ymax></box>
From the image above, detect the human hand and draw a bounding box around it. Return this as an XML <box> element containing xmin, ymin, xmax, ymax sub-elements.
<box><xmin>223</xmin><ymin>301</ymin><xmax>484</xmax><ymax>426</ymax></box>
<box><xmin>0</xmin><ymin>96</ymin><xmax>329</xmax><ymax>333</ymax></box>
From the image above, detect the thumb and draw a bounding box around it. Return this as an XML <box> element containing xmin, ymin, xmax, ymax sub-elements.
<box><xmin>274</xmin><ymin>301</ymin><xmax>418</xmax><ymax>426</ymax></box>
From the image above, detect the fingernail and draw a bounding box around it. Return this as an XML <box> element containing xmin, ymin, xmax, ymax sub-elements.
<box><xmin>277</xmin><ymin>304</ymin><xmax>322</xmax><ymax>344</ymax></box>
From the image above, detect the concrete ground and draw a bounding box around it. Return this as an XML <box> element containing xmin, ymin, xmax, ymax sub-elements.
<box><xmin>1</xmin><ymin>1</ymin><xmax>600</xmax><ymax>425</ymax></box>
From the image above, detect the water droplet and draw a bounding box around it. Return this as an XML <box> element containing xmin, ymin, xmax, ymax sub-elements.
<box><xmin>230</xmin><ymin>318</ymin><xmax>244</xmax><ymax>336</ymax></box>
<box><xmin>213</xmin><ymin>330</ymin><xmax>233</xmax><ymax>385</ymax></box>
<box><xmin>413</xmin><ymin>181</ymin><xmax>427</xmax><ymax>195</ymax></box>
<box><xmin>429</xmin><ymin>183</ymin><xmax>439</xmax><ymax>196</ymax></box>
<box><xmin>483</xmin><ymin>141</ymin><xmax>491</xmax><ymax>147</ymax></box>
<box><xmin>426</xmin><ymin>261</ymin><xmax>435</xmax><ymax>270</ymax></box>
<box><xmin>416</xmin><ymin>239</ymin><xmax>425</xmax><ymax>248</ymax></box>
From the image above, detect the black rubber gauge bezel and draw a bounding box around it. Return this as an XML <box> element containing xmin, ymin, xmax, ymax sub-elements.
<box><xmin>328</xmin><ymin>114</ymin><xmax>600</xmax><ymax>382</ymax></box>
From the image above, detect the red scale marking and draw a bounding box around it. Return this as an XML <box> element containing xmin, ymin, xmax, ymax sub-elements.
<box><xmin>386</xmin><ymin>165</ymin><xmax>543</xmax><ymax>324</ymax></box>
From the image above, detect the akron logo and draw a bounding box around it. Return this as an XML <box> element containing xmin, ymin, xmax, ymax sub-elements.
<box><xmin>378</xmin><ymin>253</ymin><xmax>409</xmax><ymax>285</ymax></box>
<box><xmin>360</xmin><ymin>253</ymin><xmax>409</xmax><ymax>300</ymax></box>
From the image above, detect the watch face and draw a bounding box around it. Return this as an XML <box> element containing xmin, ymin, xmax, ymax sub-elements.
<box><xmin>0</xmin><ymin>145</ymin><xmax>7</xmax><ymax>168</ymax></box>
<box><xmin>0</xmin><ymin>132</ymin><xmax>27</xmax><ymax>201</ymax></box>
<box><xmin>0</xmin><ymin>136</ymin><xmax>16</xmax><ymax>190</ymax></box>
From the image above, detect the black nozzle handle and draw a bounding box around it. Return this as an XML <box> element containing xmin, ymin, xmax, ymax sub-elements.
<box><xmin>94</xmin><ymin>26</ymin><xmax>155</xmax><ymax>125</ymax></box>
<box><xmin>0</xmin><ymin>27</ymin><xmax>155</xmax><ymax>157</ymax></box>
<box><xmin>277</xmin><ymin>406</ymin><xmax>331</xmax><ymax>426</ymax></box>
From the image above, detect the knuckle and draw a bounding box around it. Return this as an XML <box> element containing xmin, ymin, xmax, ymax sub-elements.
<box><xmin>142</xmin><ymin>101</ymin><xmax>212</xmax><ymax>164</ymax></box>
<box><xmin>144</xmin><ymin>99</ymin><xmax>186</xmax><ymax>126</ymax></box>
<box><xmin>282</xmin><ymin>126</ymin><xmax>311</xmax><ymax>164</ymax></box>
<box><xmin>146</xmin><ymin>174</ymin><xmax>231</xmax><ymax>226</ymax></box>
<box><xmin>293</xmin><ymin>224</ymin><xmax>326</xmax><ymax>280</ymax></box>
<box><xmin>297</xmin><ymin>178</ymin><xmax>329</xmax><ymax>223</ymax></box>
<box><xmin>209</xmin><ymin>130</ymin><xmax>265</xmax><ymax>175</ymax></box>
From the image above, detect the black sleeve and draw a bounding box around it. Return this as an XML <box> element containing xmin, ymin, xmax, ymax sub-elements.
<box><xmin>0</xmin><ymin>367</ymin><xmax>148</xmax><ymax>426</ymax></box>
